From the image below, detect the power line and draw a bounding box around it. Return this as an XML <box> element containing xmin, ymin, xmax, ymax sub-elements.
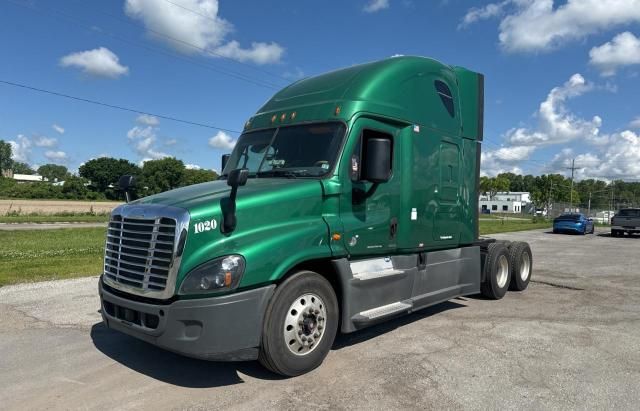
<box><xmin>7</xmin><ymin>0</ymin><xmax>284</xmax><ymax>90</ymax></box>
<box><xmin>0</xmin><ymin>79</ymin><xmax>242</xmax><ymax>134</ymax></box>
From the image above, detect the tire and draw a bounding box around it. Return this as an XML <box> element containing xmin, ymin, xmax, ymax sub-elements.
<box><xmin>508</xmin><ymin>242</ymin><xmax>532</xmax><ymax>291</ymax></box>
<box><xmin>553</xmin><ymin>228</ymin><xmax>559</xmax><ymax>234</ymax></box>
<box><xmin>481</xmin><ymin>242</ymin><xmax>511</xmax><ymax>300</ymax></box>
<box><xmin>611</xmin><ymin>230</ymin><xmax>619</xmax><ymax>237</ymax></box>
<box><xmin>259</xmin><ymin>270</ymin><xmax>339</xmax><ymax>377</ymax></box>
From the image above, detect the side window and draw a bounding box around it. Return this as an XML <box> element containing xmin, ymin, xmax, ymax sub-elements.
<box><xmin>434</xmin><ymin>80</ymin><xmax>455</xmax><ymax>118</ymax></box>
<box><xmin>350</xmin><ymin>137</ymin><xmax>362</xmax><ymax>181</ymax></box>
<box><xmin>492</xmin><ymin>205</ymin><xmax>498</xmax><ymax>211</ymax></box>
<box><xmin>503</xmin><ymin>205</ymin><xmax>508</xmax><ymax>211</ymax></box>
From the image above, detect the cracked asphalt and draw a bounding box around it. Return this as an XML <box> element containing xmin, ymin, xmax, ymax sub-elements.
<box><xmin>1</xmin><ymin>228</ymin><xmax>639</xmax><ymax>410</ymax></box>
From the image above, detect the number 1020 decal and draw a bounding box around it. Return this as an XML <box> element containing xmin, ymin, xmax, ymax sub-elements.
<box><xmin>194</xmin><ymin>219</ymin><xmax>218</xmax><ymax>233</ymax></box>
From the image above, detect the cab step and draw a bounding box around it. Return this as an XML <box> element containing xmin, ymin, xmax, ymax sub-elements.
<box><xmin>351</xmin><ymin>301</ymin><xmax>412</xmax><ymax>325</ymax></box>
<box><xmin>352</xmin><ymin>269</ymin><xmax>404</xmax><ymax>281</ymax></box>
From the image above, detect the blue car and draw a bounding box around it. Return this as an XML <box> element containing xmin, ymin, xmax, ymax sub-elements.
<box><xmin>553</xmin><ymin>213</ymin><xmax>595</xmax><ymax>235</ymax></box>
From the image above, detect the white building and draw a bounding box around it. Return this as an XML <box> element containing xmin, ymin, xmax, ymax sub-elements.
<box><xmin>479</xmin><ymin>191</ymin><xmax>531</xmax><ymax>214</ymax></box>
<box><xmin>12</xmin><ymin>173</ymin><xmax>47</xmax><ymax>183</ymax></box>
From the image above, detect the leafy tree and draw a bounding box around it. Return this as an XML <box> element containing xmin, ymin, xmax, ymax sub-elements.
<box><xmin>0</xmin><ymin>140</ymin><xmax>12</xmax><ymax>173</ymax></box>
<box><xmin>79</xmin><ymin>157</ymin><xmax>140</xmax><ymax>197</ymax></box>
<box><xmin>12</xmin><ymin>162</ymin><xmax>35</xmax><ymax>175</ymax></box>
<box><xmin>37</xmin><ymin>164</ymin><xmax>69</xmax><ymax>182</ymax></box>
<box><xmin>61</xmin><ymin>176</ymin><xmax>89</xmax><ymax>199</ymax></box>
<box><xmin>480</xmin><ymin>176</ymin><xmax>510</xmax><ymax>199</ymax></box>
<box><xmin>142</xmin><ymin>157</ymin><xmax>185</xmax><ymax>195</ymax></box>
<box><xmin>181</xmin><ymin>168</ymin><xmax>218</xmax><ymax>186</ymax></box>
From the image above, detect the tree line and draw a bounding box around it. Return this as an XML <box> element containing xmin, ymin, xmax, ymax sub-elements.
<box><xmin>0</xmin><ymin>140</ymin><xmax>218</xmax><ymax>201</ymax></box>
<box><xmin>481</xmin><ymin>173</ymin><xmax>640</xmax><ymax>212</ymax></box>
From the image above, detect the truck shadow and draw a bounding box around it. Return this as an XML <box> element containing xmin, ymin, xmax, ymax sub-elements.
<box><xmin>332</xmin><ymin>300</ymin><xmax>466</xmax><ymax>349</ymax></box>
<box><xmin>91</xmin><ymin>300</ymin><xmax>466</xmax><ymax>386</ymax></box>
<box><xmin>90</xmin><ymin>322</ymin><xmax>283</xmax><ymax>388</ymax></box>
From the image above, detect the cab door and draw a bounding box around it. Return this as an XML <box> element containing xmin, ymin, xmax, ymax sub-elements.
<box><xmin>339</xmin><ymin>118</ymin><xmax>401</xmax><ymax>257</ymax></box>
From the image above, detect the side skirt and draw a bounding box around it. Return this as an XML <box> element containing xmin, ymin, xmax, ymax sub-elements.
<box><xmin>333</xmin><ymin>246</ymin><xmax>481</xmax><ymax>333</ymax></box>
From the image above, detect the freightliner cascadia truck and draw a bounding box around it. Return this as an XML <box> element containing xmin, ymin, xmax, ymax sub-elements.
<box><xmin>99</xmin><ymin>56</ymin><xmax>533</xmax><ymax>377</ymax></box>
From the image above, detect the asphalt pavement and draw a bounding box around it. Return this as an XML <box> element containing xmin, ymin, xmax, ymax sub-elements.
<box><xmin>1</xmin><ymin>229</ymin><xmax>639</xmax><ymax>410</ymax></box>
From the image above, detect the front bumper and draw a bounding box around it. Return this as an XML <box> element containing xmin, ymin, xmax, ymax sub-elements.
<box><xmin>612</xmin><ymin>225</ymin><xmax>640</xmax><ymax>233</ymax></box>
<box><xmin>99</xmin><ymin>277</ymin><xmax>275</xmax><ymax>361</ymax></box>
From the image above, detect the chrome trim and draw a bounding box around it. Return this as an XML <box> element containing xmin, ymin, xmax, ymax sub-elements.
<box><xmin>102</xmin><ymin>203</ymin><xmax>190</xmax><ymax>300</ymax></box>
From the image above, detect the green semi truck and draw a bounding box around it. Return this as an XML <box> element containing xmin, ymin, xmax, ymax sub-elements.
<box><xmin>99</xmin><ymin>56</ymin><xmax>533</xmax><ymax>376</ymax></box>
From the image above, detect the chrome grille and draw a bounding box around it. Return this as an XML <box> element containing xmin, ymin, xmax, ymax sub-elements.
<box><xmin>104</xmin><ymin>215</ymin><xmax>177</xmax><ymax>292</ymax></box>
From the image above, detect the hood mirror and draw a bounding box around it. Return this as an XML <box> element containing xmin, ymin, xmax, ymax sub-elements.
<box><xmin>221</xmin><ymin>168</ymin><xmax>249</xmax><ymax>234</ymax></box>
<box><xmin>119</xmin><ymin>175</ymin><xmax>136</xmax><ymax>203</ymax></box>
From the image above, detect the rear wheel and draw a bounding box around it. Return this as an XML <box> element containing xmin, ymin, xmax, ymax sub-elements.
<box><xmin>611</xmin><ymin>230</ymin><xmax>619</xmax><ymax>237</ymax></box>
<box><xmin>508</xmin><ymin>242</ymin><xmax>532</xmax><ymax>291</ymax></box>
<box><xmin>259</xmin><ymin>270</ymin><xmax>338</xmax><ymax>377</ymax></box>
<box><xmin>481</xmin><ymin>242</ymin><xmax>510</xmax><ymax>300</ymax></box>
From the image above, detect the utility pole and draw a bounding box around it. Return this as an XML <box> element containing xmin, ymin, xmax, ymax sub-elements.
<box><xmin>588</xmin><ymin>191</ymin><xmax>592</xmax><ymax>217</ymax></box>
<box><xmin>566</xmin><ymin>159</ymin><xmax>577</xmax><ymax>213</ymax></box>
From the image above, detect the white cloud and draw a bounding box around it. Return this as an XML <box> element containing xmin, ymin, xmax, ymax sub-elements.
<box><xmin>506</xmin><ymin>73</ymin><xmax>601</xmax><ymax>146</ymax></box>
<box><xmin>363</xmin><ymin>0</ymin><xmax>390</xmax><ymax>13</ymax></box>
<box><xmin>481</xmin><ymin>144</ymin><xmax>533</xmax><ymax>176</ymax></box>
<box><xmin>589</xmin><ymin>32</ymin><xmax>640</xmax><ymax>76</ymax></box>
<box><xmin>8</xmin><ymin>135</ymin><xmax>32</xmax><ymax>163</ymax></box>
<box><xmin>461</xmin><ymin>0</ymin><xmax>640</xmax><ymax>53</ymax></box>
<box><xmin>135</xmin><ymin>114</ymin><xmax>160</xmax><ymax>126</ymax></box>
<box><xmin>208</xmin><ymin>131</ymin><xmax>236</xmax><ymax>150</ymax></box>
<box><xmin>127</xmin><ymin>117</ymin><xmax>170</xmax><ymax>160</ymax></box>
<box><xmin>459</xmin><ymin>0</ymin><xmax>511</xmax><ymax>28</ymax></box>
<box><xmin>59</xmin><ymin>47</ymin><xmax>129</xmax><ymax>78</ymax></box>
<box><xmin>185</xmin><ymin>163</ymin><xmax>201</xmax><ymax>170</ymax></box>
<box><xmin>124</xmin><ymin>0</ymin><xmax>284</xmax><ymax>64</ymax></box>
<box><xmin>214</xmin><ymin>41</ymin><xmax>284</xmax><ymax>65</ymax></box>
<box><xmin>44</xmin><ymin>150</ymin><xmax>68</xmax><ymax>163</ymax></box>
<box><xmin>630</xmin><ymin>117</ymin><xmax>640</xmax><ymax>129</ymax></box>
<box><xmin>164</xmin><ymin>138</ymin><xmax>178</xmax><ymax>146</ymax></box>
<box><xmin>545</xmin><ymin>131</ymin><xmax>640</xmax><ymax>180</ymax></box>
<box><xmin>34</xmin><ymin>136</ymin><xmax>58</xmax><ymax>148</ymax></box>
<box><xmin>52</xmin><ymin>124</ymin><xmax>65</xmax><ymax>134</ymax></box>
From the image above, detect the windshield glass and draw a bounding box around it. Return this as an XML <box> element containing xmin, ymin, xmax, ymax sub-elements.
<box><xmin>618</xmin><ymin>209</ymin><xmax>639</xmax><ymax>217</ymax></box>
<box><xmin>222</xmin><ymin>122</ymin><xmax>346</xmax><ymax>178</ymax></box>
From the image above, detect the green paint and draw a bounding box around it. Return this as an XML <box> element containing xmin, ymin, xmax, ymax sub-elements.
<box><xmin>133</xmin><ymin>56</ymin><xmax>484</xmax><ymax>293</ymax></box>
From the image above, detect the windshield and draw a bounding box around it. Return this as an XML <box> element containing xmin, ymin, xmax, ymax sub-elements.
<box><xmin>618</xmin><ymin>209</ymin><xmax>640</xmax><ymax>217</ymax></box>
<box><xmin>222</xmin><ymin>122</ymin><xmax>346</xmax><ymax>178</ymax></box>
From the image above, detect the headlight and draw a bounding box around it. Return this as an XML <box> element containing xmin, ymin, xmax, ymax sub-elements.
<box><xmin>179</xmin><ymin>255</ymin><xmax>245</xmax><ymax>295</ymax></box>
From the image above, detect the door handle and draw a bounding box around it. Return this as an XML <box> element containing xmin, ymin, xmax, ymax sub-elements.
<box><xmin>390</xmin><ymin>217</ymin><xmax>398</xmax><ymax>240</ymax></box>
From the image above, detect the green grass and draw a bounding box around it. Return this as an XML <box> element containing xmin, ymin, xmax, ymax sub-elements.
<box><xmin>0</xmin><ymin>227</ymin><xmax>106</xmax><ymax>286</ymax></box>
<box><xmin>0</xmin><ymin>214</ymin><xmax>109</xmax><ymax>224</ymax></box>
<box><xmin>479</xmin><ymin>219</ymin><xmax>551</xmax><ymax>235</ymax></box>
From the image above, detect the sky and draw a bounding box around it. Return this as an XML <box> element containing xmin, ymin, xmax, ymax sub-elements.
<box><xmin>1</xmin><ymin>0</ymin><xmax>640</xmax><ymax>180</ymax></box>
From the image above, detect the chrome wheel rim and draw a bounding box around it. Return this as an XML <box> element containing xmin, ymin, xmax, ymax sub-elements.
<box><xmin>520</xmin><ymin>252</ymin><xmax>531</xmax><ymax>282</ymax></box>
<box><xmin>284</xmin><ymin>293</ymin><xmax>327</xmax><ymax>356</ymax></box>
<box><xmin>496</xmin><ymin>255</ymin><xmax>509</xmax><ymax>289</ymax></box>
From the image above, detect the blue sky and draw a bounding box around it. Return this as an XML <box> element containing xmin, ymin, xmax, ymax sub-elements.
<box><xmin>1</xmin><ymin>0</ymin><xmax>640</xmax><ymax>180</ymax></box>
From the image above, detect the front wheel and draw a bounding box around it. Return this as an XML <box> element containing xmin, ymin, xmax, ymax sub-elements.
<box><xmin>259</xmin><ymin>270</ymin><xmax>339</xmax><ymax>377</ymax></box>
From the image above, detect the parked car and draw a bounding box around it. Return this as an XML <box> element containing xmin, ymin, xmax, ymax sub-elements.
<box><xmin>553</xmin><ymin>213</ymin><xmax>594</xmax><ymax>235</ymax></box>
<box><xmin>611</xmin><ymin>208</ymin><xmax>640</xmax><ymax>237</ymax></box>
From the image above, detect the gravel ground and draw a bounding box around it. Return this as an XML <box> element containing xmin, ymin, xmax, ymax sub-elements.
<box><xmin>1</xmin><ymin>228</ymin><xmax>639</xmax><ymax>410</ymax></box>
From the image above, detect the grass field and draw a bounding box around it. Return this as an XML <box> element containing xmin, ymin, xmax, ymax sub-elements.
<box><xmin>0</xmin><ymin>219</ymin><xmax>556</xmax><ymax>287</ymax></box>
<box><xmin>0</xmin><ymin>227</ymin><xmax>106</xmax><ymax>286</ymax></box>
<box><xmin>0</xmin><ymin>199</ymin><xmax>120</xmax><ymax>215</ymax></box>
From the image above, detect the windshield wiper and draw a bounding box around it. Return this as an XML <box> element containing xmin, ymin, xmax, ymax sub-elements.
<box><xmin>256</xmin><ymin>169</ymin><xmax>298</xmax><ymax>178</ymax></box>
